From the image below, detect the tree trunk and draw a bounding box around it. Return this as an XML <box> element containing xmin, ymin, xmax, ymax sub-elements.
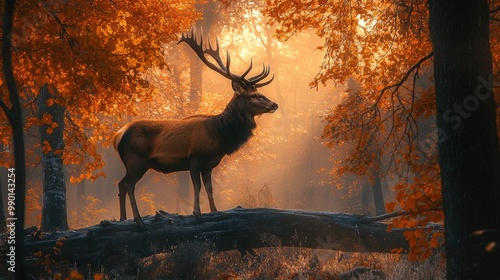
<box><xmin>23</xmin><ymin>208</ymin><xmax>428</xmax><ymax>270</ymax></box>
<box><xmin>37</xmin><ymin>84</ymin><xmax>69</xmax><ymax>232</ymax></box>
<box><xmin>429</xmin><ymin>1</ymin><xmax>500</xmax><ymax>279</ymax></box>
<box><xmin>372</xmin><ymin>172</ymin><xmax>386</xmax><ymax>216</ymax></box>
<box><xmin>361</xmin><ymin>184</ymin><xmax>371</xmax><ymax>211</ymax></box>
<box><xmin>186</xmin><ymin>0</ymin><xmax>218</xmax><ymax>113</ymax></box>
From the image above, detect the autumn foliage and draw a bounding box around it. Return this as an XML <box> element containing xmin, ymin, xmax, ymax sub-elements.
<box><xmin>0</xmin><ymin>0</ymin><xmax>199</xmax><ymax>181</ymax></box>
<box><xmin>265</xmin><ymin>0</ymin><xmax>500</xmax><ymax>260</ymax></box>
<box><xmin>1</xmin><ymin>0</ymin><xmax>499</xmax><ymax>268</ymax></box>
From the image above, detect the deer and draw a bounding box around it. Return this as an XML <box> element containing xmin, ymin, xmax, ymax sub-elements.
<box><xmin>113</xmin><ymin>29</ymin><xmax>278</xmax><ymax>230</ymax></box>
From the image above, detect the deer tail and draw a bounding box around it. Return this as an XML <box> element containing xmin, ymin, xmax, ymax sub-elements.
<box><xmin>113</xmin><ymin>125</ymin><xmax>129</xmax><ymax>152</ymax></box>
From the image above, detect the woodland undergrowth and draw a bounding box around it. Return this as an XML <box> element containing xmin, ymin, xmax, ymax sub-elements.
<box><xmin>25</xmin><ymin>241</ymin><xmax>445</xmax><ymax>279</ymax></box>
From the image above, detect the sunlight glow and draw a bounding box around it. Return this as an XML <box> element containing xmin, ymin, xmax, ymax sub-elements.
<box><xmin>357</xmin><ymin>14</ymin><xmax>377</xmax><ymax>33</ymax></box>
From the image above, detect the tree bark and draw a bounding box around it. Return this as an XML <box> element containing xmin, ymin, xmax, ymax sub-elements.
<box><xmin>429</xmin><ymin>0</ymin><xmax>500</xmax><ymax>279</ymax></box>
<box><xmin>22</xmin><ymin>208</ymin><xmax>433</xmax><ymax>270</ymax></box>
<box><xmin>37</xmin><ymin>84</ymin><xmax>69</xmax><ymax>232</ymax></box>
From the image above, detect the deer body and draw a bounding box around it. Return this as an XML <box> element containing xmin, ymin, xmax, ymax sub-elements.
<box><xmin>114</xmin><ymin>29</ymin><xmax>277</xmax><ymax>230</ymax></box>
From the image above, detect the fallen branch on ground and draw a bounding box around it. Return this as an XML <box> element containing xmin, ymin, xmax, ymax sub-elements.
<box><xmin>22</xmin><ymin>207</ymin><xmax>441</xmax><ymax>269</ymax></box>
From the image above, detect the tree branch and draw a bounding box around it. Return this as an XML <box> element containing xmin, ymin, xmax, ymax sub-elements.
<box><xmin>375</xmin><ymin>52</ymin><xmax>433</xmax><ymax>106</ymax></box>
<box><xmin>361</xmin><ymin>209</ymin><xmax>442</xmax><ymax>224</ymax></box>
<box><xmin>51</xmin><ymin>12</ymin><xmax>78</xmax><ymax>55</ymax></box>
<box><xmin>490</xmin><ymin>5</ymin><xmax>500</xmax><ymax>14</ymax></box>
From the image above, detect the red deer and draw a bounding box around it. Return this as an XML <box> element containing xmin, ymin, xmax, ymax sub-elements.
<box><xmin>113</xmin><ymin>29</ymin><xmax>278</xmax><ymax>230</ymax></box>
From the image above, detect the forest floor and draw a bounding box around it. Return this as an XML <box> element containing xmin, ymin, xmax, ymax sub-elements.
<box><xmin>26</xmin><ymin>241</ymin><xmax>446</xmax><ymax>279</ymax></box>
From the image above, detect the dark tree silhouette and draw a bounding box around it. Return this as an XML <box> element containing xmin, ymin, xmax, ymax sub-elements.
<box><xmin>429</xmin><ymin>0</ymin><xmax>500</xmax><ymax>278</ymax></box>
<box><xmin>1</xmin><ymin>0</ymin><xmax>27</xmax><ymax>277</ymax></box>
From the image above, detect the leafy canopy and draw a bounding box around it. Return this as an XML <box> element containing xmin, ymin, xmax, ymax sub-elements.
<box><xmin>265</xmin><ymin>0</ymin><xmax>500</xmax><ymax>260</ymax></box>
<box><xmin>0</xmin><ymin>0</ymin><xmax>199</xmax><ymax>181</ymax></box>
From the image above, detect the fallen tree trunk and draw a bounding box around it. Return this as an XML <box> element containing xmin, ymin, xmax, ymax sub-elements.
<box><xmin>23</xmin><ymin>208</ymin><xmax>432</xmax><ymax>268</ymax></box>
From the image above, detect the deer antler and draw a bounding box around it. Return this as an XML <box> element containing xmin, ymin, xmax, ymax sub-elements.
<box><xmin>251</xmin><ymin>64</ymin><xmax>274</xmax><ymax>88</ymax></box>
<box><xmin>178</xmin><ymin>28</ymin><xmax>274</xmax><ymax>88</ymax></box>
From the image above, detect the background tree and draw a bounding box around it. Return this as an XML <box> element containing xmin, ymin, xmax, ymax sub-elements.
<box><xmin>37</xmin><ymin>84</ymin><xmax>68</xmax><ymax>231</ymax></box>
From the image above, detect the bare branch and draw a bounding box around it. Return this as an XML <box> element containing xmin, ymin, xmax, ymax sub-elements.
<box><xmin>490</xmin><ymin>5</ymin><xmax>500</xmax><ymax>14</ymax></box>
<box><xmin>374</xmin><ymin>52</ymin><xmax>433</xmax><ymax>106</ymax></box>
<box><xmin>362</xmin><ymin>209</ymin><xmax>443</xmax><ymax>223</ymax></box>
<box><xmin>51</xmin><ymin>12</ymin><xmax>78</xmax><ymax>55</ymax></box>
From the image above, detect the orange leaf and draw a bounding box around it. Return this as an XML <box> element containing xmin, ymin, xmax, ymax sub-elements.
<box><xmin>45</xmin><ymin>98</ymin><xmax>55</xmax><ymax>106</ymax></box>
<box><xmin>385</xmin><ymin>202</ymin><xmax>396</xmax><ymax>212</ymax></box>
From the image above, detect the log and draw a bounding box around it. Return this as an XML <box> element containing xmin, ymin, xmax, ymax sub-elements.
<box><xmin>23</xmin><ymin>208</ymin><xmax>419</xmax><ymax>268</ymax></box>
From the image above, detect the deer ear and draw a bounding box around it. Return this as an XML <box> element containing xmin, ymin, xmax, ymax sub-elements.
<box><xmin>231</xmin><ymin>80</ymin><xmax>247</xmax><ymax>95</ymax></box>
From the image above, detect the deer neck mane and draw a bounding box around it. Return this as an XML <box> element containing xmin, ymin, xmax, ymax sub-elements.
<box><xmin>207</xmin><ymin>96</ymin><xmax>256</xmax><ymax>155</ymax></box>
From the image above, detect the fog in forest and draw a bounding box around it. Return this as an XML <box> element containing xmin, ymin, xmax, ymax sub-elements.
<box><xmin>2</xmin><ymin>21</ymin><xmax>391</xmax><ymax>230</ymax></box>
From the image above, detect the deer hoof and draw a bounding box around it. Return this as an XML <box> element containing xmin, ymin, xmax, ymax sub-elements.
<box><xmin>135</xmin><ymin>221</ymin><xmax>147</xmax><ymax>231</ymax></box>
<box><xmin>193</xmin><ymin>210</ymin><xmax>203</xmax><ymax>220</ymax></box>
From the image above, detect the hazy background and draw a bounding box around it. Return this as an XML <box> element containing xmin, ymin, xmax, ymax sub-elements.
<box><xmin>2</xmin><ymin>5</ymin><xmax>393</xmax><ymax>229</ymax></box>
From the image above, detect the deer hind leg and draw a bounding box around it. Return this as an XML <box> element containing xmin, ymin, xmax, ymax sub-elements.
<box><xmin>119</xmin><ymin>166</ymin><xmax>148</xmax><ymax>230</ymax></box>
<box><xmin>201</xmin><ymin>170</ymin><xmax>217</xmax><ymax>212</ymax></box>
<box><xmin>118</xmin><ymin>182</ymin><xmax>128</xmax><ymax>221</ymax></box>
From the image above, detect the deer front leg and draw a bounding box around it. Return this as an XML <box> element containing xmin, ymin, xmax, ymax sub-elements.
<box><xmin>190</xmin><ymin>163</ymin><xmax>203</xmax><ymax>219</ymax></box>
<box><xmin>201</xmin><ymin>170</ymin><xmax>217</xmax><ymax>212</ymax></box>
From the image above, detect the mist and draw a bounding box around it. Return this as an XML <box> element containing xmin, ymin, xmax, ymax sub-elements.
<box><xmin>11</xmin><ymin>10</ymin><xmax>389</xmax><ymax>229</ymax></box>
